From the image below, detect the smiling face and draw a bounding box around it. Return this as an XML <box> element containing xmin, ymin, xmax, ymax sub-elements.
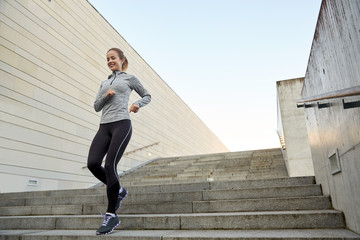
<box><xmin>107</xmin><ymin>50</ymin><xmax>123</xmax><ymax>71</ymax></box>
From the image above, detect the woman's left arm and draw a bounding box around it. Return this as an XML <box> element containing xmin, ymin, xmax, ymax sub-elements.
<box><xmin>129</xmin><ymin>76</ymin><xmax>151</xmax><ymax>113</ymax></box>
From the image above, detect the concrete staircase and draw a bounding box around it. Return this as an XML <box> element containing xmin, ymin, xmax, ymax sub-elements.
<box><xmin>1</xmin><ymin>148</ymin><xmax>359</xmax><ymax>239</ymax></box>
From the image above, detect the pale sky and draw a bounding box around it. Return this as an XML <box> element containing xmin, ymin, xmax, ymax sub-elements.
<box><xmin>88</xmin><ymin>0</ymin><xmax>322</xmax><ymax>152</ymax></box>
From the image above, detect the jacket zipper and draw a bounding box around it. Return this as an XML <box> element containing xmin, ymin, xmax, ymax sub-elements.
<box><xmin>110</xmin><ymin>74</ymin><xmax>116</xmax><ymax>85</ymax></box>
<box><xmin>110</xmin><ymin>72</ymin><xmax>125</xmax><ymax>85</ymax></box>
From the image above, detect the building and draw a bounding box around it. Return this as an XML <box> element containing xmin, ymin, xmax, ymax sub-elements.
<box><xmin>278</xmin><ymin>0</ymin><xmax>360</xmax><ymax>234</ymax></box>
<box><xmin>0</xmin><ymin>0</ymin><xmax>228</xmax><ymax>193</ymax></box>
<box><xmin>276</xmin><ymin>78</ymin><xmax>314</xmax><ymax>177</ymax></box>
<box><xmin>300</xmin><ymin>0</ymin><xmax>360</xmax><ymax>233</ymax></box>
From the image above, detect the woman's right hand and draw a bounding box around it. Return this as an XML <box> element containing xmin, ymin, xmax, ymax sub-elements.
<box><xmin>105</xmin><ymin>89</ymin><xmax>115</xmax><ymax>97</ymax></box>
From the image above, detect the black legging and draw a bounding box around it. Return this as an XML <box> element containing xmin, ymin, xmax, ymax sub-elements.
<box><xmin>87</xmin><ymin>119</ymin><xmax>132</xmax><ymax>213</ymax></box>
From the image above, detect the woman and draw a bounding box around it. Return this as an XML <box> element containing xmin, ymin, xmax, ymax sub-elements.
<box><xmin>87</xmin><ymin>48</ymin><xmax>151</xmax><ymax>235</ymax></box>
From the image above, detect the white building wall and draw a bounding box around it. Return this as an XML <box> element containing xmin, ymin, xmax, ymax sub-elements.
<box><xmin>301</xmin><ymin>0</ymin><xmax>360</xmax><ymax>234</ymax></box>
<box><xmin>0</xmin><ymin>0</ymin><xmax>228</xmax><ymax>193</ymax></box>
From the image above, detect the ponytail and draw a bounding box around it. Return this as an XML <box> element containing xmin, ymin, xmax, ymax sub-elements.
<box><xmin>107</xmin><ymin>48</ymin><xmax>128</xmax><ymax>72</ymax></box>
<box><xmin>122</xmin><ymin>56</ymin><xmax>128</xmax><ymax>71</ymax></box>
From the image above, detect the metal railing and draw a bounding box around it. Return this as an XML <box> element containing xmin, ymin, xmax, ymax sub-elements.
<box><xmin>296</xmin><ymin>85</ymin><xmax>360</xmax><ymax>109</ymax></box>
<box><xmin>82</xmin><ymin>141</ymin><xmax>160</xmax><ymax>169</ymax></box>
<box><xmin>122</xmin><ymin>142</ymin><xmax>160</xmax><ymax>156</ymax></box>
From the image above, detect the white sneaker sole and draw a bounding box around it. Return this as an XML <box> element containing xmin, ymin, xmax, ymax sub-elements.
<box><xmin>96</xmin><ymin>219</ymin><xmax>121</xmax><ymax>235</ymax></box>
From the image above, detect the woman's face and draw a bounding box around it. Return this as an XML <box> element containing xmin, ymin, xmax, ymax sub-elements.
<box><xmin>107</xmin><ymin>50</ymin><xmax>123</xmax><ymax>71</ymax></box>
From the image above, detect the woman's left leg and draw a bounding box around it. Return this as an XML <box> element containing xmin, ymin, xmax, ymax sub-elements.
<box><xmin>104</xmin><ymin>120</ymin><xmax>132</xmax><ymax>214</ymax></box>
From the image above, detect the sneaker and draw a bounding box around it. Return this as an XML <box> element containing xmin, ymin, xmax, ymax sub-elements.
<box><xmin>96</xmin><ymin>213</ymin><xmax>120</xmax><ymax>235</ymax></box>
<box><xmin>115</xmin><ymin>188</ymin><xmax>128</xmax><ymax>212</ymax></box>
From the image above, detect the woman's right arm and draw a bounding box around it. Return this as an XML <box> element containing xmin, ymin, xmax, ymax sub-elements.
<box><xmin>94</xmin><ymin>84</ymin><xmax>114</xmax><ymax>112</ymax></box>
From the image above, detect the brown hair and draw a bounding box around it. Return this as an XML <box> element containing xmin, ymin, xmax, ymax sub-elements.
<box><xmin>107</xmin><ymin>48</ymin><xmax>128</xmax><ymax>71</ymax></box>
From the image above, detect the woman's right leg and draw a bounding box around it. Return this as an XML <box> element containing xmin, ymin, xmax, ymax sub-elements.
<box><xmin>87</xmin><ymin>125</ymin><xmax>111</xmax><ymax>184</ymax></box>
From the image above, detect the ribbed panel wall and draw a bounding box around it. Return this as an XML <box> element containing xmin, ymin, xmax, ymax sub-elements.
<box><xmin>0</xmin><ymin>0</ymin><xmax>228</xmax><ymax>193</ymax></box>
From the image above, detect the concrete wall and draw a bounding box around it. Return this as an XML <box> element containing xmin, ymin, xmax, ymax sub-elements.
<box><xmin>276</xmin><ymin>78</ymin><xmax>313</xmax><ymax>177</ymax></box>
<box><xmin>0</xmin><ymin>0</ymin><xmax>228</xmax><ymax>193</ymax></box>
<box><xmin>302</xmin><ymin>0</ymin><xmax>360</xmax><ymax>233</ymax></box>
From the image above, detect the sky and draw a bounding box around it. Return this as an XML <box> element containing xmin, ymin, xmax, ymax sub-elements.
<box><xmin>88</xmin><ymin>0</ymin><xmax>322</xmax><ymax>152</ymax></box>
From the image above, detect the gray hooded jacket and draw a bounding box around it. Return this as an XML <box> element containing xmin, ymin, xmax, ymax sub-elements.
<box><xmin>94</xmin><ymin>71</ymin><xmax>151</xmax><ymax>124</ymax></box>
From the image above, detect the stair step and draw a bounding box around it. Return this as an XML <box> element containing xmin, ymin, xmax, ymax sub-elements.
<box><xmin>1</xmin><ymin>148</ymin><xmax>358</xmax><ymax>239</ymax></box>
<box><xmin>1</xmin><ymin>229</ymin><xmax>359</xmax><ymax>239</ymax></box>
<box><xmin>0</xmin><ymin>195</ymin><xmax>330</xmax><ymax>216</ymax></box>
<box><xmin>125</xmin><ymin>184</ymin><xmax>323</xmax><ymax>203</ymax></box>
<box><xmin>192</xmin><ymin>196</ymin><xmax>332</xmax><ymax>213</ymax></box>
<box><xmin>90</xmin><ymin>196</ymin><xmax>331</xmax><ymax>214</ymax></box>
<box><xmin>0</xmin><ymin>210</ymin><xmax>345</xmax><ymax>230</ymax></box>
<box><xmin>0</xmin><ymin>177</ymin><xmax>315</xmax><ymax>201</ymax></box>
<box><xmin>0</xmin><ymin>184</ymin><xmax>321</xmax><ymax>211</ymax></box>
<box><xmin>141</xmin><ymin>160</ymin><xmax>255</xmax><ymax>169</ymax></box>
<box><xmin>0</xmin><ymin>205</ymin><xmax>83</xmax><ymax>216</ymax></box>
<box><xmin>203</xmin><ymin>184</ymin><xmax>322</xmax><ymax>200</ymax></box>
<box><xmin>209</xmin><ymin>177</ymin><xmax>314</xmax><ymax>190</ymax></box>
<box><xmin>85</xmin><ymin>202</ymin><xmax>193</xmax><ymax>215</ymax></box>
<box><xmin>120</xmin><ymin>176</ymin><xmax>315</xmax><ymax>189</ymax></box>
<box><xmin>0</xmin><ymin>188</ymin><xmax>105</xmax><ymax>200</ymax></box>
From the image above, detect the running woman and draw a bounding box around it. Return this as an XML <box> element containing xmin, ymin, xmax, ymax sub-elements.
<box><xmin>87</xmin><ymin>48</ymin><xmax>151</xmax><ymax>235</ymax></box>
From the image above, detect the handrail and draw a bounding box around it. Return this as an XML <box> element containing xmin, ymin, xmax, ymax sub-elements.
<box><xmin>123</xmin><ymin>142</ymin><xmax>160</xmax><ymax>156</ymax></box>
<box><xmin>296</xmin><ymin>85</ymin><xmax>360</xmax><ymax>104</ymax></box>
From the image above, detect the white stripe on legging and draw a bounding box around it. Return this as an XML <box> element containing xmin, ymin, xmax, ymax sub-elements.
<box><xmin>113</xmin><ymin>124</ymin><xmax>132</xmax><ymax>185</ymax></box>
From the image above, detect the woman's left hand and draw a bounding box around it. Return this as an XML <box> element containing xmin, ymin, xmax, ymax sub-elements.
<box><xmin>129</xmin><ymin>104</ymin><xmax>139</xmax><ymax>113</ymax></box>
